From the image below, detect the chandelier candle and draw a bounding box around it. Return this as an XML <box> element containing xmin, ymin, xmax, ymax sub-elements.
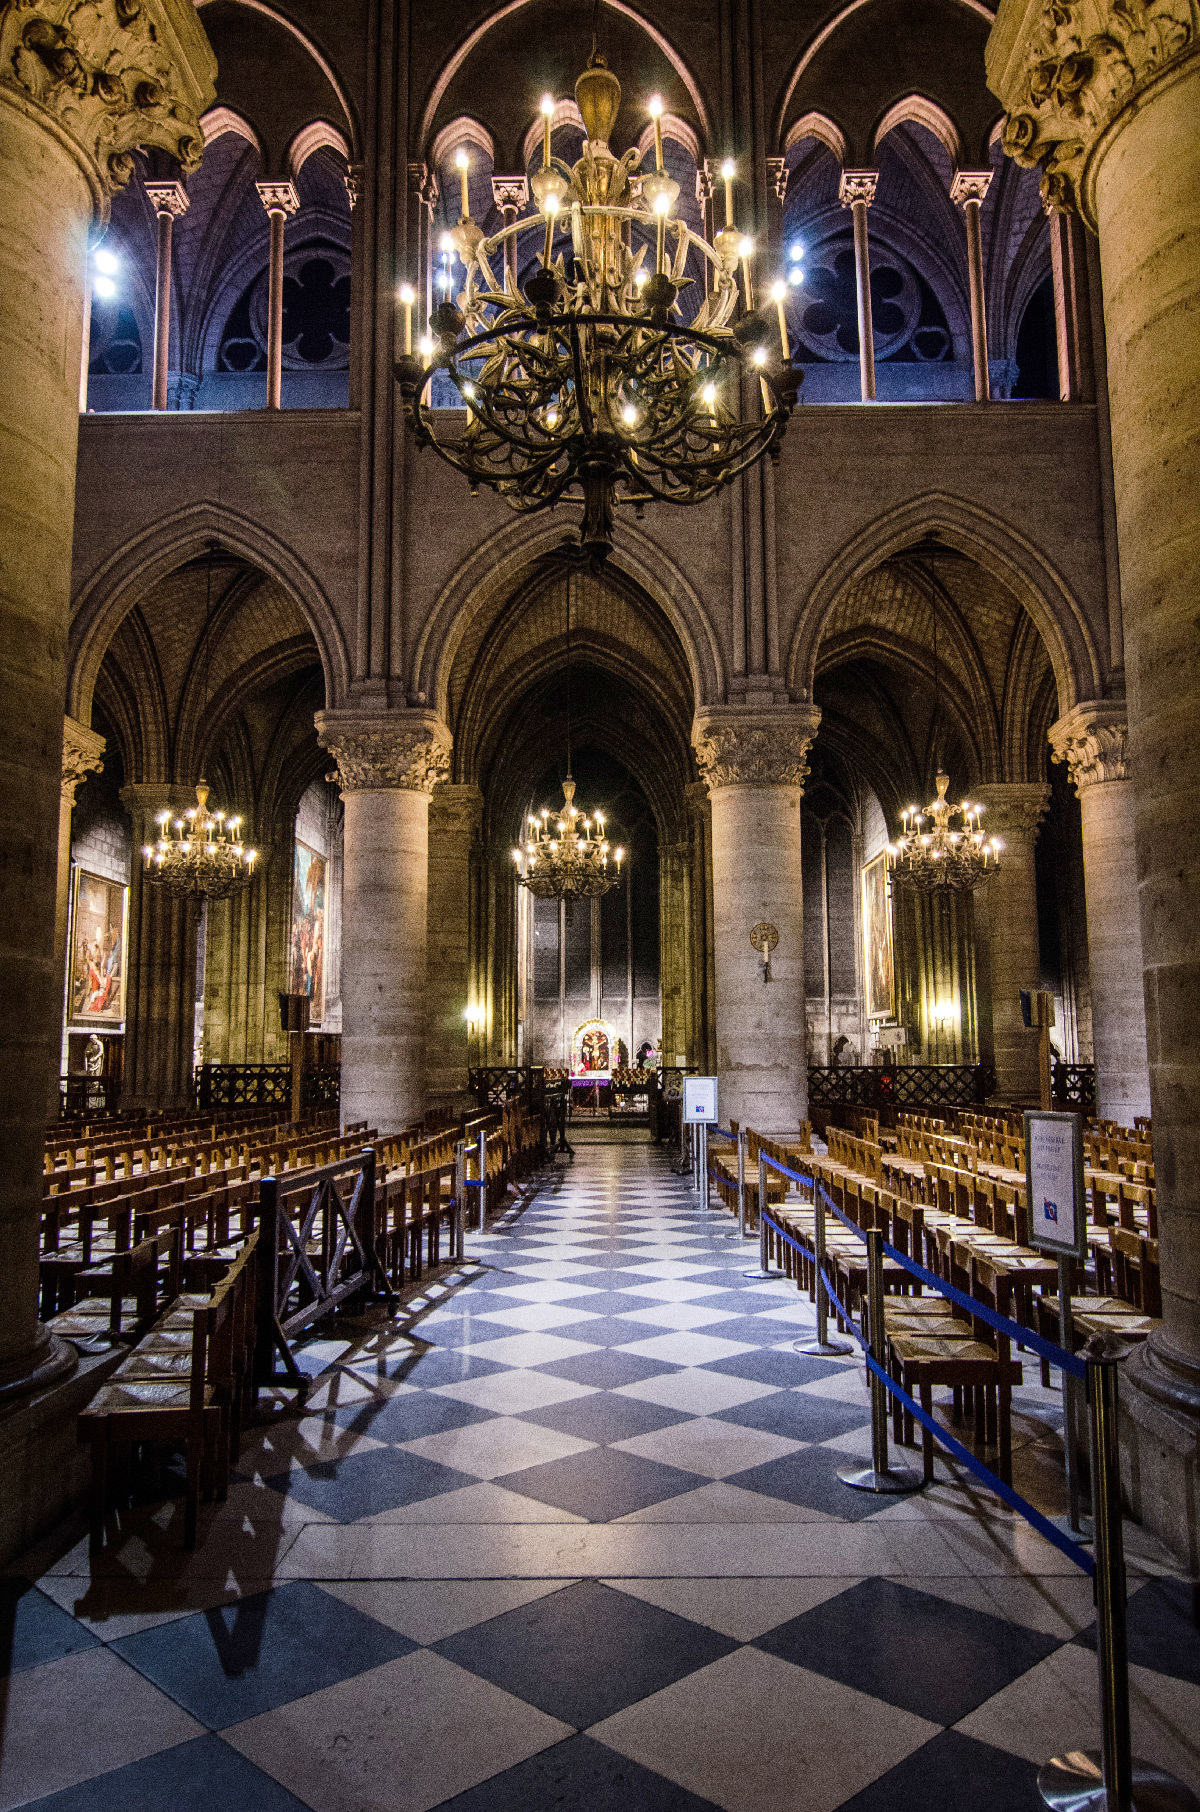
<box><xmin>540</xmin><ymin>94</ymin><xmax>554</xmax><ymax>166</ymax></box>
<box><xmin>399</xmin><ymin>283</ymin><xmax>414</xmax><ymax>355</ymax></box>
<box><xmin>649</xmin><ymin>94</ymin><xmax>664</xmax><ymax>172</ymax></box>
<box><xmin>455</xmin><ymin>148</ymin><xmax>470</xmax><ymax>220</ymax></box>
<box><xmin>721</xmin><ymin>158</ymin><xmax>735</xmax><ymax>226</ymax></box>
<box><xmin>771</xmin><ymin>279</ymin><xmax>790</xmax><ymax>359</ymax></box>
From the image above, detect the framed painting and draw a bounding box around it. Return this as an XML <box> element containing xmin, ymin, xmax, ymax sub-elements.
<box><xmin>67</xmin><ymin>868</ymin><xmax>127</xmax><ymax>1027</ymax></box>
<box><xmin>861</xmin><ymin>851</ymin><xmax>895</xmax><ymax>1021</ymax></box>
<box><xmin>290</xmin><ymin>840</ymin><xmax>326</xmax><ymax>1026</ymax></box>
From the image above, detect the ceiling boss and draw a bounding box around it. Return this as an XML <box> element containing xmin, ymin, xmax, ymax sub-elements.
<box><xmin>395</xmin><ymin>40</ymin><xmax>802</xmax><ymax>565</ymax></box>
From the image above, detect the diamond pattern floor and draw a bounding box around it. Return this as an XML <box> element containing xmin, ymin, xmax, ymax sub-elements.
<box><xmin>5</xmin><ymin>1140</ymin><xmax>1199</xmax><ymax>1812</ymax></box>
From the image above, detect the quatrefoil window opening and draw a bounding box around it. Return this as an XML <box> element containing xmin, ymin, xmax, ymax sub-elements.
<box><xmin>791</xmin><ymin>239</ymin><xmax>950</xmax><ymax>364</ymax></box>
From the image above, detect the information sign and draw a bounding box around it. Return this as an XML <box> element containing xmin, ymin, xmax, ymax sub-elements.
<box><xmin>1024</xmin><ymin>1110</ymin><xmax>1085</xmax><ymax>1258</ymax></box>
<box><xmin>682</xmin><ymin>1076</ymin><xmax>718</xmax><ymax>1124</ymax></box>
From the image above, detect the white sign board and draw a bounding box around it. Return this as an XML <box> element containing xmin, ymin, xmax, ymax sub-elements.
<box><xmin>1024</xmin><ymin>1110</ymin><xmax>1085</xmax><ymax>1258</ymax></box>
<box><xmin>682</xmin><ymin>1076</ymin><xmax>718</xmax><ymax>1124</ymax></box>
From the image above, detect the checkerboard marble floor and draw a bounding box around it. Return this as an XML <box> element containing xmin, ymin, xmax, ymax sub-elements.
<box><xmin>5</xmin><ymin>1140</ymin><xmax>1200</xmax><ymax>1812</ymax></box>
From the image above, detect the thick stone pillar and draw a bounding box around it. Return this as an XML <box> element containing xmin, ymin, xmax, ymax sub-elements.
<box><xmin>950</xmin><ymin>169</ymin><xmax>993</xmax><ymax>401</ymax></box>
<box><xmin>0</xmin><ymin>1</ymin><xmax>213</xmax><ymax>1402</ymax></box>
<box><xmin>317</xmin><ymin>710</ymin><xmax>451</xmax><ymax>1133</ymax></box>
<box><xmin>426</xmin><ymin>782</ymin><xmax>483</xmax><ymax>1109</ymax></box>
<box><xmin>255</xmin><ymin>180</ymin><xmax>299</xmax><ymax>410</ymax></box>
<box><xmin>692</xmin><ymin>707</ymin><xmax>821</xmax><ymax>1131</ymax></box>
<box><xmin>1050</xmin><ymin>704</ymin><xmax>1150</xmax><ymax>1126</ymax></box>
<box><xmin>972</xmin><ymin>783</ymin><xmax>1049</xmax><ymax>1103</ymax></box>
<box><xmin>838</xmin><ymin>170</ymin><xmax>878</xmax><ymax>401</ymax></box>
<box><xmin>144</xmin><ymin>179</ymin><xmax>188</xmax><ymax>411</ymax></box>
<box><xmin>121</xmin><ymin>784</ymin><xmax>199</xmax><ymax>1110</ymax></box>
<box><xmin>989</xmin><ymin>0</ymin><xmax>1200</xmax><ymax>1567</ymax></box>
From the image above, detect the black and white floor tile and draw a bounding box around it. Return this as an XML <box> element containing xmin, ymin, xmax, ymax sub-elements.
<box><xmin>4</xmin><ymin>1141</ymin><xmax>1198</xmax><ymax>1811</ymax></box>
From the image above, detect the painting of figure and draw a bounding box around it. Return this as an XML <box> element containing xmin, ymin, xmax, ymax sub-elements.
<box><xmin>290</xmin><ymin>840</ymin><xmax>326</xmax><ymax>1026</ymax></box>
<box><xmin>861</xmin><ymin>851</ymin><xmax>895</xmax><ymax>1021</ymax></box>
<box><xmin>68</xmin><ymin>870</ymin><xmax>127</xmax><ymax>1026</ymax></box>
<box><xmin>571</xmin><ymin>1018</ymin><xmax>615</xmax><ymax>1079</ymax></box>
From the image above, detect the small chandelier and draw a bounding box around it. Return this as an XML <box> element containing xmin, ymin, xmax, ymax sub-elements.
<box><xmin>513</xmin><ymin>776</ymin><xmax>623</xmax><ymax>901</ymax></box>
<box><xmin>888</xmin><ymin>773</ymin><xmax>1001</xmax><ymax>894</ymax></box>
<box><xmin>394</xmin><ymin>41</ymin><xmax>800</xmax><ymax>564</ymax></box>
<box><xmin>142</xmin><ymin>781</ymin><xmax>257</xmax><ymax>901</ymax></box>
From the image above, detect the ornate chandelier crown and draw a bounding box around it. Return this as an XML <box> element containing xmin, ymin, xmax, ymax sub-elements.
<box><xmin>395</xmin><ymin>48</ymin><xmax>801</xmax><ymax>563</ymax></box>
<box><xmin>887</xmin><ymin>772</ymin><xmax>1001</xmax><ymax>894</ymax></box>
<box><xmin>142</xmin><ymin>781</ymin><xmax>257</xmax><ymax>901</ymax></box>
<box><xmin>513</xmin><ymin>777</ymin><xmax>623</xmax><ymax>902</ymax></box>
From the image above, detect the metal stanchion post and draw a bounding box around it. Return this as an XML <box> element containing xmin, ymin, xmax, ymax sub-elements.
<box><xmin>798</xmin><ymin>1185</ymin><xmax>852</xmax><ymax>1357</ymax></box>
<box><xmin>699</xmin><ymin>1122</ymin><xmax>708</xmax><ymax>1203</ymax></box>
<box><xmin>477</xmin><ymin>1128</ymin><xmax>487</xmax><ymax>1234</ymax></box>
<box><xmin>1038</xmin><ymin>1344</ymin><xmax>1199</xmax><ymax>1812</ymax></box>
<box><xmin>454</xmin><ymin>1140</ymin><xmax>466</xmax><ymax>1261</ymax></box>
<box><xmin>839</xmin><ymin>1227</ymin><xmax>922</xmax><ymax>1495</ymax></box>
<box><xmin>737</xmin><ymin>1131</ymin><xmax>746</xmax><ymax>1238</ymax></box>
<box><xmin>1058</xmin><ymin>1252</ymin><xmax>1087</xmax><ymax>1533</ymax></box>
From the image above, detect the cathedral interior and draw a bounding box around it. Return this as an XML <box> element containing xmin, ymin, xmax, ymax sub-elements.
<box><xmin>1</xmin><ymin>0</ymin><xmax>1199</xmax><ymax>1805</ymax></box>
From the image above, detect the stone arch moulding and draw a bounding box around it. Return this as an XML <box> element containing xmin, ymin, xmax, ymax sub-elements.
<box><xmin>872</xmin><ymin>94</ymin><xmax>964</xmax><ymax>166</ymax></box>
<box><xmin>431</xmin><ymin>118</ymin><xmax>497</xmax><ymax>171</ymax></box>
<box><xmin>287</xmin><ymin>120</ymin><xmax>352</xmax><ymax>177</ymax></box>
<box><xmin>784</xmin><ymin>111</ymin><xmax>850</xmax><ymax>165</ymax></box>
<box><xmin>772</xmin><ymin>0</ymin><xmax>997</xmax><ymax>153</ymax></box>
<box><xmin>418</xmin><ymin>0</ymin><xmax>712</xmax><ymax>156</ymax></box>
<box><xmin>411</xmin><ymin>514</ymin><xmax>725</xmax><ymax>721</ymax></box>
<box><xmin>200</xmin><ymin>105</ymin><xmax>263</xmax><ymax>154</ymax></box>
<box><xmin>193</xmin><ymin>0</ymin><xmax>361</xmax><ymax>157</ymax></box>
<box><xmin>68</xmin><ymin>501</ymin><xmax>353</xmax><ymax>728</ymax></box>
<box><xmin>818</xmin><ymin>624</ymin><xmax>998</xmax><ymax>781</ymax></box>
<box><xmin>786</xmin><ymin>491</ymin><xmax>1102</xmax><ymax>715</ymax></box>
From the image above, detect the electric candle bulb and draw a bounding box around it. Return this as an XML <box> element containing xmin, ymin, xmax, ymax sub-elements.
<box><xmin>540</xmin><ymin>94</ymin><xmax>554</xmax><ymax>168</ymax></box>
<box><xmin>398</xmin><ymin>282</ymin><xmax>415</xmax><ymax>353</ymax></box>
<box><xmin>720</xmin><ymin>158</ymin><xmax>735</xmax><ymax>226</ymax></box>
<box><xmin>455</xmin><ymin>146</ymin><xmax>470</xmax><ymax>218</ymax></box>
<box><xmin>770</xmin><ymin>277</ymin><xmax>790</xmax><ymax>359</ymax></box>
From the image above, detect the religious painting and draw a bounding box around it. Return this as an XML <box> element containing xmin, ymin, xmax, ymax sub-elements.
<box><xmin>68</xmin><ymin>869</ymin><xmax>127</xmax><ymax>1027</ymax></box>
<box><xmin>290</xmin><ymin>840</ymin><xmax>326</xmax><ymax>1026</ymax></box>
<box><xmin>861</xmin><ymin>851</ymin><xmax>895</xmax><ymax>1020</ymax></box>
<box><xmin>571</xmin><ymin>1018</ymin><xmax>616</xmax><ymax>1080</ymax></box>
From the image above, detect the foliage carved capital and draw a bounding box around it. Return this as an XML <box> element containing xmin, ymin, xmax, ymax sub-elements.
<box><xmin>1048</xmin><ymin>700</ymin><xmax>1129</xmax><ymax>790</ymax></box>
<box><xmin>0</xmin><ymin>0</ymin><xmax>216</xmax><ymax>218</ymax></box>
<box><xmin>971</xmin><ymin>781</ymin><xmax>1051</xmax><ymax>840</ymax></box>
<box><xmin>838</xmin><ymin>169</ymin><xmax>878</xmax><ymax>207</ymax></box>
<box><xmin>692</xmin><ymin>706</ymin><xmax>822</xmax><ymax>791</ymax></box>
<box><xmin>61</xmin><ymin>715</ymin><xmax>104</xmax><ymax>802</ymax></box>
<box><xmin>986</xmin><ymin>0</ymin><xmax>1199</xmax><ymax>222</ymax></box>
<box><xmin>316</xmin><ymin>709</ymin><xmax>452</xmax><ymax>796</ymax></box>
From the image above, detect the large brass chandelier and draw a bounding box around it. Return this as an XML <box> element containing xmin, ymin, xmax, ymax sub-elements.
<box><xmin>887</xmin><ymin>773</ymin><xmax>1001</xmax><ymax>894</ymax></box>
<box><xmin>513</xmin><ymin>777</ymin><xmax>623</xmax><ymax>901</ymax></box>
<box><xmin>395</xmin><ymin>43</ymin><xmax>800</xmax><ymax>564</ymax></box>
<box><xmin>143</xmin><ymin>782</ymin><xmax>258</xmax><ymax>901</ymax></box>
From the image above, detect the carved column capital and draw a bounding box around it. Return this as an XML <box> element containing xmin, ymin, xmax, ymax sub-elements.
<box><xmin>0</xmin><ymin>0</ymin><xmax>215</xmax><ymax>221</ymax></box>
<box><xmin>143</xmin><ymin>176</ymin><xmax>188</xmax><ymax>218</ymax></box>
<box><xmin>491</xmin><ymin>173</ymin><xmax>528</xmax><ymax>211</ymax></box>
<box><xmin>1049</xmin><ymin>700</ymin><xmax>1129</xmax><ymax>791</ymax></box>
<box><xmin>344</xmin><ymin>162</ymin><xmax>362</xmax><ymax>210</ymax></box>
<box><xmin>950</xmin><ymin>168</ymin><xmax>993</xmax><ymax>206</ymax></box>
<box><xmin>971</xmin><ymin>781</ymin><xmax>1051</xmax><ymax>841</ymax></box>
<box><xmin>695</xmin><ymin>162</ymin><xmax>715</xmax><ymax>205</ymax></box>
<box><xmin>838</xmin><ymin>168</ymin><xmax>878</xmax><ymax>207</ymax></box>
<box><xmin>255</xmin><ymin>178</ymin><xmax>299</xmax><ymax>217</ymax></box>
<box><xmin>766</xmin><ymin>155</ymin><xmax>788</xmax><ymax>202</ymax></box>
<box><xmin>119</xmin><ymin>780</ymin><xmax>194</xmax><ymax>837</ymax></box>
<box><xmin>986</xmin><ymin>0</ymin><xmax>1199</xmax><ymax>222</ymax></box>
<box><xmin>692</xmin><ymin>705</ymin><xmax>822</xmax><ymax>791</ymax></box>
<box><xmin>316</xmin><ymin>709</ymin><xmax>452</xmax><ymax>795</ymax></box>
<box><xmin>61</xmin><ymin>715</ymin><xmax>105</xmax><ymax>803</ymax></box>
<box><xmin>428</xmin><ymin>781</ymin><xmax>484</xmax><ymax>837</ymax></box>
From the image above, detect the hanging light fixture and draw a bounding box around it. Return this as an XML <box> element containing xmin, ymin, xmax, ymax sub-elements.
<box><xmin>141</xmin><ymin>541</ymin><xmax>258</xmax><ymax>900</ymax></box>
<box><xmin>512</xmin><ymin>575</ymin><xmax>623</xmax><ymax>901</ymax></box>
<box><xmin>394</xmin><ymin>24</ymin><xmax>800</xmax><ymax>566</ymax></box>
<box><xmin>887</xmin><ymin>536</ymin><xmax>1002</xmax><ymax>894</ymax></box>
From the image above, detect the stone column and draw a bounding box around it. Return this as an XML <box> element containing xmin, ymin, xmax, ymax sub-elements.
<box><xmin>121</xmin><ymin>784</ymin><xmax>199</xmax><ymax>1110</ymax></box>
<box><xmin>692</xmin><ymin>707</ymin><xmax>821</xmax><ymax>1131</ymax></box>
<box><xmin>988</xmin><ymin>0</ymin><xmax>1200</xmax><ymax>1568</ymax></box>
<box><xmin>317</xmin><ymin>709</ymin><xmax>451</xmax><ymax>1133</ymax></box>
<box><xmin>838</xmin><ymin>170</ymin><xmax>878</xmax><ymax>402</ymax></box>
<box><xmin>143</xmin><ymin>179</ymin><xmax>188</xmax><ymax>411</ymax></box>
<box><xmin>255</xmin><ymin>180</ymin><xmax>299</xmax><ymax>410</ymax></box>
<box><xmin>950</xmin><ymin>169</ymin><xmax>993</xmax><ymax>401</ymax></box>
<box><xmin>491</xmin><ymin>176</ymin><xmax>528</xmax><ymax>286</ymax></box>
<box><xmin>426</xmin><ymin>782</ymin><xmax>483</xmax><ymax>1109</ymax></box>
<box><xmin>0</xmin><ymin>0</ymin><xmax>213</xmax><ymax>1403</ymax></box>
<box><xmin>1049</xmin><ymin>704</ymin><xmax>1150</xmax><ymax>1126</ymax></box>
<box><xmin>972</xmin><ymin>783</ymin><xmax>1049</xmax><ymax>1103</ymax></box>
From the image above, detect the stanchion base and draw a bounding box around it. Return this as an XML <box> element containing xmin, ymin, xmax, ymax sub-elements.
<box><xmin>743</xmin><ymin>1268</ymin><xmax>779</xmax><ymax>1281</ymax></box>
<box><xmin>837</xmin><ymin>1464</ymin><xmax>924</xmax><ymax>1495</ymax></box>
<box><xmin>796</xmin><ymin>1338</ymin><xmax>854</xmax><ymax>1357</ymax></box>
<box><xmin>1038</xmin><ymin>1750</ymin><xmax>1200</xmax><ymax>1811</ymax></box>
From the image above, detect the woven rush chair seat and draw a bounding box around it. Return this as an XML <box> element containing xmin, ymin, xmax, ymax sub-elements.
<box><xmin>887</xmin><ymin>1331</ymin><xmax>1023</xmax><ymax>1484</ymax></box>
<box><xmin>45</xmin><ymin>1298</ymin><xmax>142</xmax><ymax>1346</ymax></box>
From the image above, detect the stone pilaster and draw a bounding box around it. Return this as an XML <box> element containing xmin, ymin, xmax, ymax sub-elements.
<box><xmin>317</xmin><ymin>708</ymin><xmax>451</xmax><ymax>1134</ymax></box>
<box><xmin>989</xmin><ymin>0</ymin><xmax>1200</xmax><ymax>1569</ymax></box>
<box><xmin>971</xmin><ymin>783</ymin><xmax>1050</xmax><ymax>1104</ymax></box>
<box><xmin>950</xmin><ymin>169</ymin><xmax>994</xmax><ymax>401</ymax></box>
<box><xmin>144</xmin><ymin>178</ymin><xmax>188</xmax><ymax>410</ymax></box>
<box><xmin>838</xmin><ymin>169</ymin><xmax>878</xmax><ymax>402</ymax></box>
<box><xmin>426</xmin><ymin>782</ymin><xmax>483</xmax><ymax>1109</ymax></box>
<box><xmin>120</xmin><ymin>783</ymin><xmax>199</xmax><ymax>1111</ymax></box>
<box><xmin>692</xmin><ymin>705</ymin><xmax>821</xmax><ymax>1132</ymax></box>
<box><xmin>1049</xmin><ymin>703</ymin><xmax>1150</xmax><ymax>1126</ymax></box>
<box><xmin>0</xmin><ymin>0</ymin><xmax>214</xmax><ymax>1404</ymax></box>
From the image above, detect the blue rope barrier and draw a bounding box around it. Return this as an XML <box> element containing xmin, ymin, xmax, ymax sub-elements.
<box><xmin>757</xmin><ymin>1205</ymin><xmax>1093</xmax><ymax>1576</ymax></box>
<box><xmin>462</xmin><ymin>1178</ymin><xmax>485</xmax><ymax>1187</ymax></box>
